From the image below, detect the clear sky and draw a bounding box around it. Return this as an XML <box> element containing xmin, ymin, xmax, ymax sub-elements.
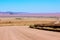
<box><xmin>0</xmin><ymin>0</ymin><xmax>60</xmax><ymax>13</ymax></box>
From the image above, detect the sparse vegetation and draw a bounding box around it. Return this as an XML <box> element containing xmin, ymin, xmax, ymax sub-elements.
<box><xmin>0</xmin><ymin>17</ymin><xmax>60</xmax><ymax>26</ymax></box>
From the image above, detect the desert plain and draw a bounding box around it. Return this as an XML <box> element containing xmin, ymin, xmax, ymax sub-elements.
<box><xmin>0</xmin><ymin>13</ymin><xmax>60</xmax><ymax>40</ymax></box>
<box><xmin>0</xmin><ymin>17</ymin><xmax>59</xmax><ymax>26</ymax></box>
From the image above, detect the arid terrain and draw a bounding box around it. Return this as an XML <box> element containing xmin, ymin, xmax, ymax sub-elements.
<box><xmin>0</xmin><ymin>17</ymin><xmax>59</xmax><ymax>26</ymax></box>
<box><xmin>0</xmin><ymin>26</ymin><xmax>60</xmax><ymax>40</ymax></box>
<box><xmin>0</xmin><ymin>12</ymin><xmax>60</xmax><ymax>26</ymax></box>
<box><xmin>0</xmin><ymin>12</ymin><xmax>60</xmax><ymax>40</ymax></box>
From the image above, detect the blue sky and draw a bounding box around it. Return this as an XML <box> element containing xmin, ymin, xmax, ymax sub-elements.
<box><xmin>0</xmin><ymin>0</ymin><xmax>60</xmax><ymax>13</ymax></box>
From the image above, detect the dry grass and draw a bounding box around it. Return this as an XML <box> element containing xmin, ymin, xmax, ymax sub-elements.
<box><xmin>0</xmin><ymin>17</ymin><xmax>59</xmax><ymax>26</ymax></box>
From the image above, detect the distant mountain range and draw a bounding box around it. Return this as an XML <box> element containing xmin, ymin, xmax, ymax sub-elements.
<box><xmin>0</xmin><ymin>12</ymin><xmax>60</xmax><ymax>17</ymax></box>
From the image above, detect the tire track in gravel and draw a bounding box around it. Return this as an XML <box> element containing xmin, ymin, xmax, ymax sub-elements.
<box><xmin>0</xmin><ymin>26</ymin><xmax>60</xmax><ymax>40</ymax></box>
<box><xmin>15</xmin><ymin>26</ymin><xmax>60</xmax><ymax>40</ymax></box>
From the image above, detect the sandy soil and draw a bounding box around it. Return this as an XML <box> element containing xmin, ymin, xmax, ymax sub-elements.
<box><xmin>0</xmin><ymin>17</ymin><xmax>58</xmax><ymax>26</ymax></box>
<box><xmin>0</xmin><ymin>26</ymin><xmax>60</xmax><ymax>40</ymax></box>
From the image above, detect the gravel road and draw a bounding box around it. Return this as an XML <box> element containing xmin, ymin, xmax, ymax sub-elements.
<box><xmin>0</xmin><ymin>26</ymin><xmax>60</xmax><ymax>40</ymax></box>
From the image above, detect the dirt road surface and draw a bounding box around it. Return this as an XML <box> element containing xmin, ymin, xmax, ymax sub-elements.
<box><xmin>0</xmin><ymin>26</ymin><xmax>60</xmax><ymax>40</ymax></box>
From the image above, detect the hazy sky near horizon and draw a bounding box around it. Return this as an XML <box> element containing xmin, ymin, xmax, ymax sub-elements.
<box><xmin>0</xmin><ymin>0</ymin><xmax>60</xmax><ymax>13</ymax></box>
